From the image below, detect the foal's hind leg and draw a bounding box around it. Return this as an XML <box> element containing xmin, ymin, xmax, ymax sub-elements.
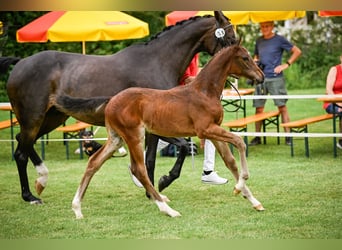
<box><xmin>71</xmin><ymin>129</ymin><xmax>122</xmax><ymax>219</ymax></box>
<box><xmin>124</xmin><ymin>130</ymin><xmax>180</xmax><ymax>217</ymax></box>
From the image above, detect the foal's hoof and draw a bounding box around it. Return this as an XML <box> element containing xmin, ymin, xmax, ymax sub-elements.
<box><xmin>158</xmin><ymin>175</ymin><xmax>172</xmax><ymax>192</ymax></box>
<box><xmin>253</xmin><ymin>204</ymin><xmax>265</xmax><ymax>211</ymax></box>
<box><xmin>35</xmin><ymin>180</ymin><xmax>45</xmax><ymax>195</ymax></box>
<box><xmin>233</xmin><ymin>187</ymin><xmax>241</xmax><ymax>195</ymax></box>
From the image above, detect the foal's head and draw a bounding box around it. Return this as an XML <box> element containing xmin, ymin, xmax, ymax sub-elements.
<box><xmin>225</xmin><ymin>44</ymin><xmax>264</xmax><ymax>84</ymax></box>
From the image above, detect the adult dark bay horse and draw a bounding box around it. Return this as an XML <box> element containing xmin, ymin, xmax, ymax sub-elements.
<box><xmin>55</xmin><ymin>43</ymin><xmax>265</xmax><ymax>218</ymax></box>
<box><xmin>6</xmin><ymin>11</ymin><xmax>236</xmax><ymax>204</ymax></box>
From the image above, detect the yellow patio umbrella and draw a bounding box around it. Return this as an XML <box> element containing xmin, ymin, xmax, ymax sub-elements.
<box><xmin>17</xmin><ymin>11</ymin><xmax>149</xmax><ymax>54</ymax></box>
<box><xmin>165</xmin><ymin>11</ymin><xmax>306</xmax><ymax>26</ymax></box>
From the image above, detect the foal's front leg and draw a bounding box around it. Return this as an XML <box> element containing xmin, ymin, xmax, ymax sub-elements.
<box><xmin>203</xmin><ymin>126</ymin><xmax>250</xmax><ymax>189</ymax></box>
<box><xmin>213</xmin><ymin>140</ymin><xmax>264</xmax><ymax>211</ymax></box>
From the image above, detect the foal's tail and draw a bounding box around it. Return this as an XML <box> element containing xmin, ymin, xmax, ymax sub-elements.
<box><xmin>55</xmin><ymin>94</ymin><xmax>111</xmax><ymax>125</ymax></box>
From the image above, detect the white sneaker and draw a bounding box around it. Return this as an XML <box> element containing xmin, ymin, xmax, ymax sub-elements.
<box><xmin>201</xmin><ymin>171</ymin><xmax>228</xmax><ymax>185</ymax></box>
<box><xmin>113</xmin><ymin>146</ymin><xmax>127</xmax><ymax>157</ymax></box>
<box><xmin>128</xmin><ymin>165</ymin><xmax>143</xmax><ymax>188</ymax></box>
<box><xmin>337</xmin><ymin>140</ymin><xmax>342</xmax><ymax>150</ymax></box>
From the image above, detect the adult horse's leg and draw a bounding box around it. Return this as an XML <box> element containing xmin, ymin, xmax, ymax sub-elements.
<box><xmin>154</xmin><ymin>136</ymin><xmax>189</xmax><ymax>192</ymax></box>
<box><xmin>144</xmin><ymin>133</ymin><xmax>158</xmax><ymax>186</ymax></box>
<box><xmin>135</xmin><ymin>134</ymin><xmax>189</xmax><ymax>194</ymax></box>
<box><xmin>13</xmin><ymin>109</ymin><xmax>68</xmax><ymax>203</ymax></box>
<box><xmin>13</xmin><ymin>133</ymin><xmax>42</xmax><ymax>203</ymax></box>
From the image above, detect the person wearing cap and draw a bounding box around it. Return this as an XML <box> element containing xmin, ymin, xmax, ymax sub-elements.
<box><xmin>249</xmin><ymin>21</ymin><xmax>302</xmax><ymax>146</ymax></box>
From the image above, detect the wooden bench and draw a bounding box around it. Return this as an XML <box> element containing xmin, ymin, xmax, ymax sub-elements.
<box><xmin>222</xmin><ymin>110</ymin><xmax>280</xmax><ymax>156</ymax></box>
<box><xmin>0</xmin><ymin>118</ymin><xmax>19</xmax><ymax>160</ymax></box>
<box><xmin>281</xmin><ymin>114</ymin><xmax>334</xmax><ymax>157</ymax></box>
<box><xmin>56</xmin><ymin>122</ymin><xmax>92</xmax><ymax>159</ymax></box>
<box><xmin>0</xmin><ymin>117</ymin><xmax>18</xmax><ymax>130</ymax></box>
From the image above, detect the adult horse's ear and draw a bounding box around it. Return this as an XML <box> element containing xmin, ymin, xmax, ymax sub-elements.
<box><xmin>214</xmin><ymin>11</ymin><xmax>227</xmax><ymax>25</ymax></box>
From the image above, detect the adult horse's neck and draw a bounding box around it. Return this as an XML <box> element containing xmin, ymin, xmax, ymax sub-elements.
<box><xmin>142</xmin><ymin>16</ymin><xmax>218</xmax><ymax>84</ymax></box>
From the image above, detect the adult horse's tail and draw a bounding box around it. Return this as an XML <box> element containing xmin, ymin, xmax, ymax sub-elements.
<box><xmin>55</xmin><ymin>95</ymin><xmax>110</xmax><ymax>125</ymax></box>
<box><xmin>0</xmin><ymin>56</ymin><xmax>20</xmax><ymax>74</ymax></box>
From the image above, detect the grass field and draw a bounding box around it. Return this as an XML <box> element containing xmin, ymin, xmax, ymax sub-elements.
<box><xmin>0</xmin><ymin>88</ymin><xmax>341</xmax><ymax>239</ymax></box>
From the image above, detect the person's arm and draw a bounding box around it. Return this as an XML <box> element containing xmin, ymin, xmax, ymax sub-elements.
<box><xmin>274</xmin><ymin>45</ymin><xmax>302</xmax><ymax>74</ymax></box>
<box><xmin>326</xmin><ymin>66</ymin><xmax>337</xmax><ymax>95</ymax></box>
<box><xmin>287</xmin><ymin>45</ymin><xmax>302</xmax><ymax>65</ymax></box>
<box><xmin>326</xmin><ymin>66</ymin><xmax>342</xmax><ymax>109</ymax></box>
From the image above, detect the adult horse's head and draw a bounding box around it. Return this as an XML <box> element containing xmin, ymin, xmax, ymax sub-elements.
<box><xmin>203</xmin><ymin>11</ymin><xmax>237</xmax><ymax>55</ymax></box>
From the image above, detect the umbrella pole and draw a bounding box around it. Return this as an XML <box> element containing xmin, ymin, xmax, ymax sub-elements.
<box><xmin>82</xmin><ymin>41</ymin><xmax>86</xmax><ymax>54</ymax></box>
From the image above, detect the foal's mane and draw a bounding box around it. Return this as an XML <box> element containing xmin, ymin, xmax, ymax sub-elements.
<box><xmin>144</xmin><ymin>15</ymin><xmax>214</xmax><ymax>45</ymax></box>
<box><xmin>200</xmin><ymin>44</ymin><xmax>237</xmax><ymax>69</ymax></box>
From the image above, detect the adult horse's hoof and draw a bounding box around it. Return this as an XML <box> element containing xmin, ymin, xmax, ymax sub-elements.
<box><xmin>158</xmin><ymin>175</ymin><xmax>172</xmax><ymax>192</ymax></box>
<box><xmin>35</xmin><ymin>180</ymin><xmax>45</xmax><ymax>195</ymax></box>
<box><xmin>253</xmin><ymin>204</ymin><xmax>265</xmax><ymax>211</ymax></box>
<box><xmin>23</xmin><ymin>193</ymin><xmax>42</xmax><ymax>204</ymax></box>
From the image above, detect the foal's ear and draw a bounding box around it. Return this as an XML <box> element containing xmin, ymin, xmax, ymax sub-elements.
<box><xmin>237</xmin><ymin>37</ymin><xmax>243</xmax><ymax>45</ymax></box>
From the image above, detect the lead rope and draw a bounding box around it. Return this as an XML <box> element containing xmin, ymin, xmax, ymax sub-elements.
<box><xmin>221</xmin><ymin>78</ymin><xmax>243</xmax><ymax>113</ymax></box>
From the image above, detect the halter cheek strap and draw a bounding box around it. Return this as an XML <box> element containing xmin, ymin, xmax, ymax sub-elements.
<box><xmin>215</xmin><ymin>22</ymin><xmax>235</xmax><ymax>48</ymax></box>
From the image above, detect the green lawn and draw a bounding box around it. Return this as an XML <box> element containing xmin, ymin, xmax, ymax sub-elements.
<box><xmin>0</xmin><ymin>88</ymin><xmax>341</xmax><ymax>239</ymax></box>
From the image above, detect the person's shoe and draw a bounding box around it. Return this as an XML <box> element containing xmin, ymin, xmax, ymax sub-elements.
<box><xmin>128</xmin><ymin>165</ymin><xmax>143</xmax><ymax>188</ymax></box>
<box><xmin>113</xmin><ymin>146</ymin><xmax>128</xmax><ymax>157</ymax></box>
<box><xmin>337</xmin><ymin>139</ymin><xmax>342</xmax><ymax>150</ymax></box>
<box><xmin>249</xmin><ymin>136</ymin><xmax>261</xmax><ymax>146</ymax></box>
<box><xmin>285</xmin><ymin>137</ymin><xmax>292</xmax><ymax>146</ymax></box>
<box><xmin>201</xmin><ymin>171</ymin><xmax>228</xmax><ymax>185</ymax></box>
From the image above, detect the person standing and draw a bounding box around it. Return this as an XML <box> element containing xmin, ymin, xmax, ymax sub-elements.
<box><xmin>249</xmin><ymin>21</ymin><xmax>302</xmax><ymax>146</ymax></box>
<box><xmin>323</xmin><ymin>53</ymin><xmax>342</xmax><ymax>149</ymax></box>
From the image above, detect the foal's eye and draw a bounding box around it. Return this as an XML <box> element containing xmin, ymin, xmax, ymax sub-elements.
<box><xmin>242</xmin><ymin>57</ymin><xmax>249</xmax><ymax>61</ymax></box>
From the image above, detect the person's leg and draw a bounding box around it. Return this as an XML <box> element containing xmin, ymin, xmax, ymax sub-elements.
<box><xmin>201</xmin><ymin>140</ymin><xmax>228</xmax><ymax>184</ymax></box>
<box><xmin>270</xmin><ymin>77</ymin><xmax>291</xmax><ymax>145</ymax></box>
<box><xmin>250</xmin><ymin>83</ymin><xmax>267</xmax><ymax>146</ymax></box>
<box><xmin>278</xmin><ymin>105</ymin><xmax>290</xmax><ymax>132</ymax></box>
<box><xmin>338</xmin><ymin>118</ymin><xmax>342</xmax><ymax>149</ymax></box>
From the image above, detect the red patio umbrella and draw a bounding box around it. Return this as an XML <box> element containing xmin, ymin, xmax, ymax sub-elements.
<box><xmin>318</xmin><ymin>11</ymin><xmax>342</xmax><ymax>16</ymax></box>
<box><xmin>17</xmin><ymin>11</ymin><xmax>149</xmax><ymax>54</ymax></box>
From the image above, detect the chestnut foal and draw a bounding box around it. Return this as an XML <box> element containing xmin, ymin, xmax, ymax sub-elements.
<box><xmin>66</xmin><ymin>44</ymin><xmax>265</xmax><ymax>218</ymax></box>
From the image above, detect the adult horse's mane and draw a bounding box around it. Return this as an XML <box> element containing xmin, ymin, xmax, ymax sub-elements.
<box><xmin>145</xmin><ymin>15</ymin><xmax>218</xmax><ymax>44</ymax></box>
